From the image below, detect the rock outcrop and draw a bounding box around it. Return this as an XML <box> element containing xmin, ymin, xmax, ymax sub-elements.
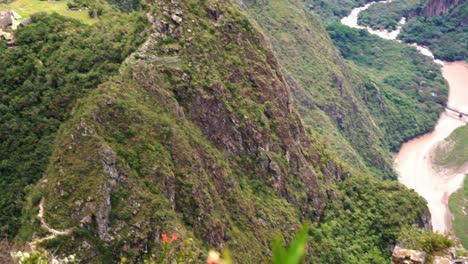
<box><xmin>392</xmin><ymin>246</ymin><xmax>426</xmax><ymax>264</ymax></box>
<box><xmin>424</xmin><ymin>0</ymin><xmax>460</xmax><ymax>16</ymax></box>
<box><xmin>0</xmin><ymin>10</ymin><xmax>12</xmax><ymax>30</ymax></box>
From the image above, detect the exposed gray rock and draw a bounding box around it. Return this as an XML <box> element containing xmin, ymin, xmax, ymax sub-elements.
<box><xmin>392</xmin><ymin>246</ymin><xmax>426</xmax><ymax>264</ymax></box>
<box><xmin>94</xmin><ymin>145</ymin><xmax>121</xmax><ymax>241</ymax></box>
<box><xmin>80</xmin><ymin>215</ymin><xmax>92</xmax><ymax>226</ymax></box>
<box><xmin>100</xmin><ymin>146</ymin><xmax>119</xmax><ymax>180</ymax></box>
<box><xmin>0</xmin><ymin>10</ymin><xmax>12</xmax><ymax>30</ymax></box>
<box><xmin>171</xmin><ymin>14</ymin><xmax>182</xmax><ymax>24</ymax></box>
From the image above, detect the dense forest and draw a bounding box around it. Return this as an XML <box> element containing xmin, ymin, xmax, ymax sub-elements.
<box><xmin>399</xmin><ymin>1</ymin><xmax>468</xmax><ymax>61</ymax></box>
<box><xmin>304</xmin><ymin>0</ymin><xmax>373</xmax><ymax>23</ymax></box>
<box><xmin>326</xmin><ymin>22</ymin><xmax>447</xmax><ymax>150</ymax></box>
<box><xmin>343</xmin><ymin>0</ymin><xmax>467</xmax><ymax>61</ymax></box>
<box><xmin>0</xmin><ymin>12</ymin><xmax>147</xmax><ymax>238</ymax></box>
<box><xmin>358</xmin><ymin>0</ymin><xmax>423</xmax><ymax>30</ymax></box>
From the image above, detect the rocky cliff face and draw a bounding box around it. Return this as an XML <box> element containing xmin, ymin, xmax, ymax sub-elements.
<box><xmin>424</xmin><ymin>0</ymin><xmax>460</xmax><ymax>16</ymax></box>
<box><xmin>392</xmin><ymin>246</ymin><xmax>426</xmax><ymax>264</ymax></box>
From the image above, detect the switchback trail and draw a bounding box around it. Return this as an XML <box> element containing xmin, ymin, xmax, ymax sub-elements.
<box><xmin>29</xmin><ymin>198</ymin><xmax>73</xmax><ymax>251</ymax></box>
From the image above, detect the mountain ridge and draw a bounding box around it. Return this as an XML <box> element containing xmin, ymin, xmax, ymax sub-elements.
<box><xmin>0</xmin><ymin>0</ymin><xmax>443</xmax><ymax>262</ymax></box>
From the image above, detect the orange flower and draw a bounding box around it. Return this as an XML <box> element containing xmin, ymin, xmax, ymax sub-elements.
<box><xmin>161</xmin><ymin>233</ymin><xmax>179</xmax><ymax>244</ymax></box>
<box><xmin>162</xmin><ymin>233</ymin><xmax>171</xmax><ymax>244</ymax></box>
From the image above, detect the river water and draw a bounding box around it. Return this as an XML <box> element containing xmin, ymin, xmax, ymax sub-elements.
<box><xmin>341</xmin><ymin>1</ymin><xmax>468</xmax><ymax>233</ymax></box>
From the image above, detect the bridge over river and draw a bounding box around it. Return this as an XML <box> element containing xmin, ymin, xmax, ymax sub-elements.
<box><xmin>446</xmin><ymin>106</ymin><xmax>468</xmax><ymax>121</ymax></box>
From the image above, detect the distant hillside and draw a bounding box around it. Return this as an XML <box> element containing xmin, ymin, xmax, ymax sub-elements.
<box><xmin>250</xmin><ymin>0</ymin><xmax>447</xmax><ymax>179</ymax></box>
<box><xmin>399</xmin><ymin>0</ymin><xmax>468</xmax><ymax>61</ymax></box>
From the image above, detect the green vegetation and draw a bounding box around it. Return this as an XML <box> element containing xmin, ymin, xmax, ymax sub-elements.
<box><xmin>0</xmin><ymin>0</ymin><xmax>97</xmax><ymax>24</ymax></box>
<box><xmin>67</xmin><ymin>0</ymin><xmax>142</xmax><ymax>13</ymax></box>
<box><xmin>16</xmin><ymin>2</ymin><xmax>327</xmax><ymax>261</ymax></box>
<box><xmin>273</xmin><ymin>223</ymin><xmax>309</xmax><ymax>264</ymax></box>
<box><xmin>358</xmin><ymin>0</ymin><xmax>422</xmax><ymax>30</ymax></box>
<box><xmin>398</xmin><ymin>226</ymin><xmax>454</xmax><ymax>262</ymax></box>
<box><xmin>309</xmin><ymin>176</ymin><xmax>429</xmax><ymax>263</ymax></box>
<box><xmin>0</xmin><ymin>0</ymin><xmax>141</xmax><ymax>23</ymax></box>
<box><xmin>432</xmin><ymin>125</ymin><xmax>467</xmax><ymax>248</ymax></box>
<box><xmin>449</xmin><ymin>176</ymin><xmax>468</xmax><ymax>248</ymax></box>
<box><xmin>244</xmin><ymin>0</ymin><xmax>393</xmax><ymax>179</ymax></box>
<box><xmin>304</xmin><ymin>0</ymin><xmax>373</xmax><ymax>23</ymax></box>
<box><xmin>0</xmin><ymin>12</ymin><xmax>147</xmax><ymax>238</ymax></box>
<box><xmin>11</xmin><ymin>0</ymin><xmax>435</xmax><ymax>262</ymax></box>
<box><xmin>305</xmin><ymin>0</ymin><xmax>466</xmax><ymax>61</ymax></box>
<box><xmin>245</xmin><ymin>0</ymin><xmax>447</xmax><ymax>180</ymax></box>
<box><xmin>399</xmin><ymin>1</ymin><xmax>468</xmax><ymax>61</ymax></box>
<box><xmin>0</xmin><ymin>0</ymin><xmax>449</xmax><ymax>262</ymax></box>
<box><xmin>327</xmin><ymin>22</ymin><xmax>447</xmax><ymax>151</ymax></box>
<box><xmin>433</xmin><ymin>125</ymin><xmax>468</xmax><ymax>169</ymax></box>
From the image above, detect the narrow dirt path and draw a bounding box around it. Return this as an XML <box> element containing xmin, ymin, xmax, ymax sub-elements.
<box><xmin>29</xmin><ymin>198</ymin><xmax>73</xmax><ymax>251</ymax></box>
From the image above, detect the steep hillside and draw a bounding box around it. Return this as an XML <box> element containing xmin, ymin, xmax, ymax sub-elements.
<box><xmin>241</xmin><ymin>0</ymin><xmax>393</xmax><ymax>178</ymax></box>
<box><xmin>326</xmin><ymin>23</ymin><xmax>447</xmax><ymax>149</ymax></box>
<box><xmin>241</xmin><ymin>0</ymin><xmax>447</xmax><ymax>179</ymax></box>
<box><xmin>12</xmin><ymin>0</ymin><xmax>432</xmax><ymax>263</ymax></box>
<box><xmin>0</xmin><ymin>12</ymin><xmax>147</xmax><ymax>239</ymax></box>
<box><xmin>17</xmin><ymin>1</ymin><xmax>345</xmax><ymax>261</ymax></box>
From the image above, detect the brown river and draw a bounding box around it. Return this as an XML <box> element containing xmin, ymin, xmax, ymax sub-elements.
<box><xmin>395</xmin><ymin>62</ymin><xmax>468</xmax><ymax>233</ymax></box>
<box><xmin>342</xmin><ymin>2</ymin><xmax>468</xmax><ymax>233</ymax></box>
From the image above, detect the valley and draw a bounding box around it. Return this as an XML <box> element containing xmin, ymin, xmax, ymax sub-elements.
<box><xmin>342</xmin><ymin>0</ymin><xmax>467</xmax><ymax>237</ymax></box>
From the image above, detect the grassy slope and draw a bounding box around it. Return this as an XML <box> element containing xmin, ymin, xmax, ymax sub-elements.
<box><xmin>431</xmin><ymin>125</ymin><xmax>468</xmax><ymax>248</ymax></box>
<box><xmin>0</xmin><ymin>0</ymin><xmax>95</xmax><ymax>24</ymax></box>
<box><xmin>242</xmin><ymin>0</ymin><xmax>393</xmax><ymax>178</ymax></box>
<box><xmin>433</xmin><ymin>125</ymin><xmax>468</xmax><ymax>169</ymax></box>
<box><xmin>242</xmin><ymin>0</ymin><xmax>448</xmax><ymax>180</ymax></box>
<box><xmin>449</xmin><ymin>176</ymin><xmax>467</xmax><ymax>248</ymax></box>
<box><xmin>17</xmin><ymin>1</ymin><xmax>341</xmax><ymax>261</ymax></box>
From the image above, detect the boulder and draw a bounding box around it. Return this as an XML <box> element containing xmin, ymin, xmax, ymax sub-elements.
<box><xmin>0</xmin><ymin>10</ymin><xmax>12</xmax><ymax>29</ymax></box>
<box><xmin>392</xmin><ymin>246</ymin><xmax>426</xmax><ymax>264</ymax></box>
<box><xmin>171</xmin><ymin>14</ymin><xmax>182</xmax><ymax>24</ymax></box>
<box><xmin>433</xmin><ymin>256</ymin><xmax>451</xmax><ymax>264</ymax></box>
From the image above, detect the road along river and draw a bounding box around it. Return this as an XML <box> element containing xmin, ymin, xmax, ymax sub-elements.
<box><xmin>342</xmin><ymin>2</ymin><xmax>468</xmax><ymax>233</ymax></box>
